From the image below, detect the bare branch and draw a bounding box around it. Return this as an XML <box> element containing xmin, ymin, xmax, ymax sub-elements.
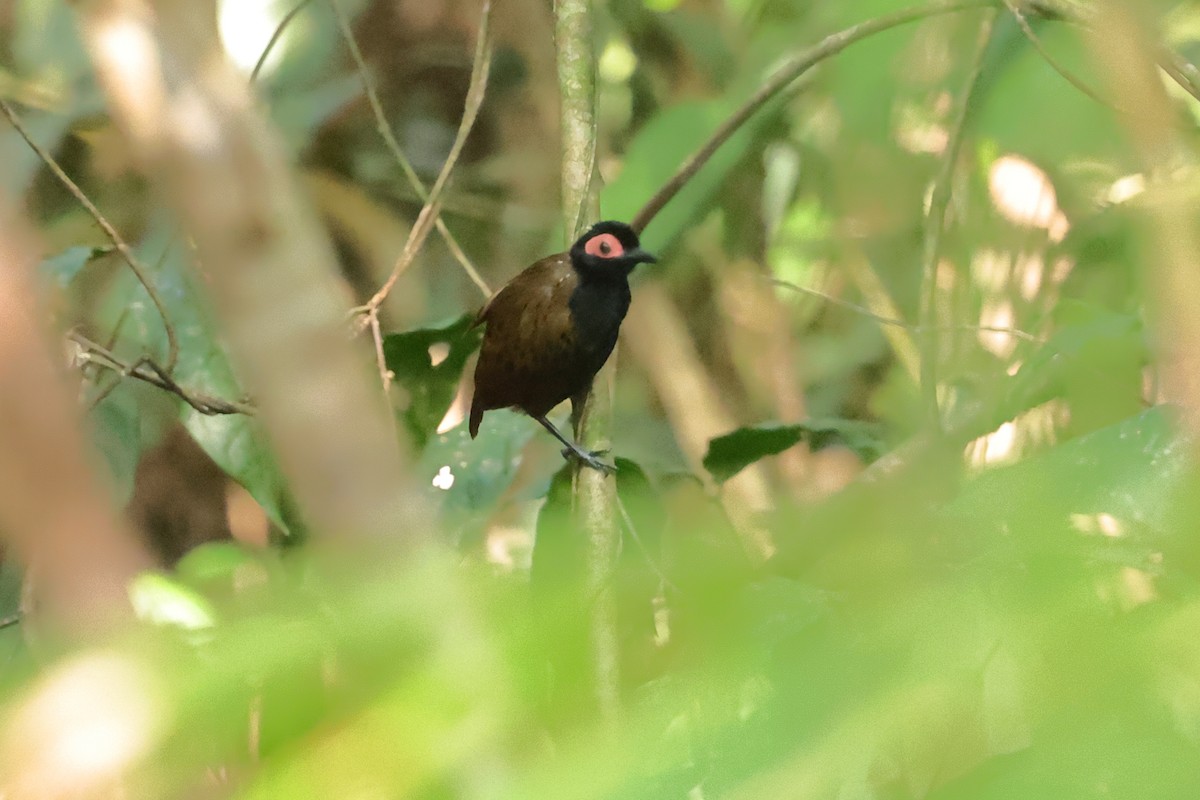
<box><xmin>0</xmin><ymin>97</ymin><xmax>180</xmax><ymax>372</ymax></box>
<box><xmin>768</xmin><ymin>278</ymin><xmax>1042</xmax><ymax>343</ymax></box>
<box><xmin>357</xmin><ymin>0</ymin><xmax>494</xmax><ymax>318</ymax></box>
<box><xmin>69</xmin><ymin>331</ymin><xmax>254</xmax><ymax>416</ymax></box>
<box><xmin>327</xmin><ymin>0</ymin><xmax>492</xmax><ymax>299</ymax></box>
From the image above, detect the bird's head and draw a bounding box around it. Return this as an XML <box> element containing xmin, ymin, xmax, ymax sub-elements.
<box><xmin>569</xmin><ymin>220</ymin><xmax>657</xmax><ymax>280</ymax></box>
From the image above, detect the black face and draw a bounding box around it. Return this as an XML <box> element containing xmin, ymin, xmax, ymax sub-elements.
<box><xmin>568</xmin><ymin>220</ymin><xmax>657</xmax><ymax>280</ymax></box>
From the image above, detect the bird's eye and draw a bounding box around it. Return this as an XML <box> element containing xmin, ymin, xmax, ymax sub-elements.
<box><xmin>599</xmin><ymin>240</ymin><xmax>611</xmax><ymax>255</ymax></box>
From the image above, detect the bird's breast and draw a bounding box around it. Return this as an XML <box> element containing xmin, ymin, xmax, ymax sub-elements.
<box><xmin>567</xmin><ymin>281</ymin><xmax>631</xmax><ymax>353</ymax></box>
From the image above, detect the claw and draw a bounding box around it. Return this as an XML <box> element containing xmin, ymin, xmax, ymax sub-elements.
<box><xmin>561</xmin><ymin>446</ymin><xmax>617</xmax><ymax>475</ymax></box>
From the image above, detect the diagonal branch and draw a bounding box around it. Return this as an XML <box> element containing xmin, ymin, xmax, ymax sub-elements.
<box><xmin>0</xmin><ymin>97</ymin><xmax>180</xmax><ymax>373</ymax></box>
<box><xmin>69</xmin><ymin>331</ymin><xmax>254</xmax><ymax>415</ymax></box>
<box><xmin>78</xmin><ymin>0</ymin><xmax>430</xmax><ymax>544</ymax></box>
<box><xmin>0</xmin><ymin>198</ymin><xmax>153</xmax><ymax>634</ymax></box>
<box><xmin>1001</xmin><ymin>0</ymin><xmax>1118</xmax><ymax>110</ymax></box>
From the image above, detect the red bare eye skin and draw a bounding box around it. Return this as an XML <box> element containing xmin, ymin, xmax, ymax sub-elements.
<box><xmin>584</xmin><ymin>232</ymin><xmax>625</xmax><ymax>259</ymax></box>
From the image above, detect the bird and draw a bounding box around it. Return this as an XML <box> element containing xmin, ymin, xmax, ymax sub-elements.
<box><xmin>468</xmin><ymin>220</ymin><xmax>657</xmax><ymax>473</ymax></box>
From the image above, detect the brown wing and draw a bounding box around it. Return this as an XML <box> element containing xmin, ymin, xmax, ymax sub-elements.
<box><xmin>470</xmin><ymin>254</ymin><xmax>586</xmax><ymax>434</ymax></box>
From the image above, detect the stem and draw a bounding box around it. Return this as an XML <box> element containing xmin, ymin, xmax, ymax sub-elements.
<box><xmin>918</xmin><ymin>10</ymin><xmax>996</xmax><ymax>430</ymax></box>
<box><xmin>0</xmin><ymin>97</ymin><xmax>180</xmax><ymax>372</ymax></box>
<box><xmin>250</xmin><ymin>0</ymin><xmax>313</xmax><ymax>83</ymax></box>
<box><xmin>554</xmin><ymin>0</ymin><xmax>620</xmax><ymax>725</ymax></box>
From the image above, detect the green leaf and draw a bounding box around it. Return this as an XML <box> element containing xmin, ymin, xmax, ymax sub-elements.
<box><xmin>1005</xmin><ymin>303</ymin><xmax>1146</xmax><ymax>426</ymax></box>
<box><xmin>419</xmin><ymin>408</ymin><xmax>533</xmax><ymax>530</ymax></box>
<box><xmin>703</xmin><ymin>419</ymin><xmax>885</xmax><ymax>483</ymax></box>
<box><xmin>175</xmin><ymin>542</ymin><xmax>258</xmax><ymax>589</ymax></box>
<box><xmin>129</xmin><ymin>572</ymin><xmax>217</xmax><ymax>631</ymax></box>
<box><xmin>39</xmin><ymin>245</ymin><xmax>106</xmax><ymax>288</ymax></box>
<box><xmin>122</xmin><ymin>219</ymin><xmax>304</xmax><ymax>537</ymax></box>
<box><xmin>383</xmin><ymin>314</ymin><xmax>483</xmax><ymax>450</ymax></box>
<box><xmin>0</xmin><ymin>559</ymin><xmax>25</xmax><ymax>671</ymax></box>
<box><xmin>947</xmin><ymin>406</ymin><xmax>1188</xmax><ymax>533</ymax></box>
<box><xmin>90</xmin><ymin>387</ymin><xmax>142</xmax><ymax>505</ymax></box>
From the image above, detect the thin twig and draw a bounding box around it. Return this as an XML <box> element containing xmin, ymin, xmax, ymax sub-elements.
<box><xmin>1159</xmin><ymin>51</ymin><xmax>1200</xmax><ymax>105</ymax></box>
<box><xmin>1026</xmin><ymin>0</ymin><xmax>1200</xmax><ymax>104</ymax></box>
<box><xmin>367</xmin><ymin>308</ymin><xmax>399</xmax><ymax>440</ymax></box>
<box><xmin>917</xmin><ymin>9</ymin><xmax>997</xmax><ymax>429</ymax></box>
<box><xmin>630</xmin><ymin>0</ymin><xmax>996</xmax><ymax>235</ymax></box>
<box><xmin>768</xmin><ymin>278</ymin><xmax>1042</xmax><ymax>342</ymax></box>
<box><xmin>329</xmin><ymin>0</ymin><xmax>492</xmax><ymax>299</ymax></box>
<box><xmin>250</xmin><ymin>0</ymin><xmax>314</xmax><ymax>83</ymax></box>
<box><xmin>1001</xmin><ymin>0</ymin><xmax>1117</xmax><ymax>111</ymax></box>
<box><xmin>614</xmin><ymin>492</ymin><xmax>678</xmax><ymax>593</ymax></box>
<box><xmin>0</xmin><ymin>98</ymin><xmax>180</xmax><ymax>372</ymax></box>
<box><xmin>69</xmin><ymin>331</ymin><xmax>254</xmax><ymax>415</ymax></box>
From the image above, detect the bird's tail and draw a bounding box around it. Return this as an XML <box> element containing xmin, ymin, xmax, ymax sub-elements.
<box><xmin>468</xmin><ymin>403</ymin><xmax>483</xmax><ymax>439</ymax></box>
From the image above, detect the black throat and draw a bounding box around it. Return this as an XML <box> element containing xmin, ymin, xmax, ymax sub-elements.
<box><xmin>567</xmin><ymin>277</ymin><xmax>631</xmax><ymax>355</ymax></box>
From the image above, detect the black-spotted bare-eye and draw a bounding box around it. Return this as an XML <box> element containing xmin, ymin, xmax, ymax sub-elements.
<box><xmin>585</xmin><ymin>232</ymin><xmax>623</xmax><ymax>259</ymax></box>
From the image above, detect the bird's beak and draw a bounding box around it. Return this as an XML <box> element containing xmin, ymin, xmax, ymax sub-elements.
<box><xmin>629</xmin><ymin>247</ymin><xmax>657</xmax><ymax>265</ymax></box>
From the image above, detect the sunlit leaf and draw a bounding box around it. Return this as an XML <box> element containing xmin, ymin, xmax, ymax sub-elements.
<box><xmin>948</xmin><ymin>406</ymin><xmax>1188</xmax><ymax>532</ymax></box>
<box><xmin>129</xmin><ymin>572</ymin><xmax>217</xmax><ymax>631</ymax></box>
<box><xmin>418</xmin><ymin>408</ymin><xmax>532</xmax><ymax>530</ymax></box>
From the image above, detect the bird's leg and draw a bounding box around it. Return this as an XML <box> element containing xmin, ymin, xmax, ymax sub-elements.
<box><xmin>568</xmin><ymin>385</ymin><xmax>591</xmax><ymax>437</ymax></box>
<box><xmin>533</xmin><ymin>414</ymin><xmax>615</xmax><ymax>475</ymax></box>
<box><xmin>567</xmin><ymin>387</ymin><xmax>610</xmax><ymax>457</ymax></box>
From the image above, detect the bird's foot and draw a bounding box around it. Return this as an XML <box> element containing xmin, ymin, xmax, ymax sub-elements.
<box><xmin>561</xmin><ymin>446</ymin><xmax>616</xmax><ymax>475</ymax></box>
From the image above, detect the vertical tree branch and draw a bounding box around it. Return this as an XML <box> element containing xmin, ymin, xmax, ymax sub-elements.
<box><xmin>75</xmin><ymin>0</ymin><xmax>429</xmax><ymax>543</ymax></box>
<box><xmin>554</xmin><ymin>0</ymin><xmax>620</xmax><ymax>725</ymax></box>
<box><xmin>0</xmin><ymin>198</ymin><xmax>153</xmax><ymax>635</ymax></box>
<box><xmin>1085</xmin><ymin>4</ymin><xmax>1200</xmax><ymax>441</ymax></box>
<box><xmin>917</xmin><ymin>9</ymin><xmax>996</xmax><ymax>430</ymax></box>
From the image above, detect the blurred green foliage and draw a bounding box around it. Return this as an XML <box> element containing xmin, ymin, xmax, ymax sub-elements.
<box><xmin>4</xmin><ymin>0</ymin><xmax>1200</xmax><ymax>798</ymax></box>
